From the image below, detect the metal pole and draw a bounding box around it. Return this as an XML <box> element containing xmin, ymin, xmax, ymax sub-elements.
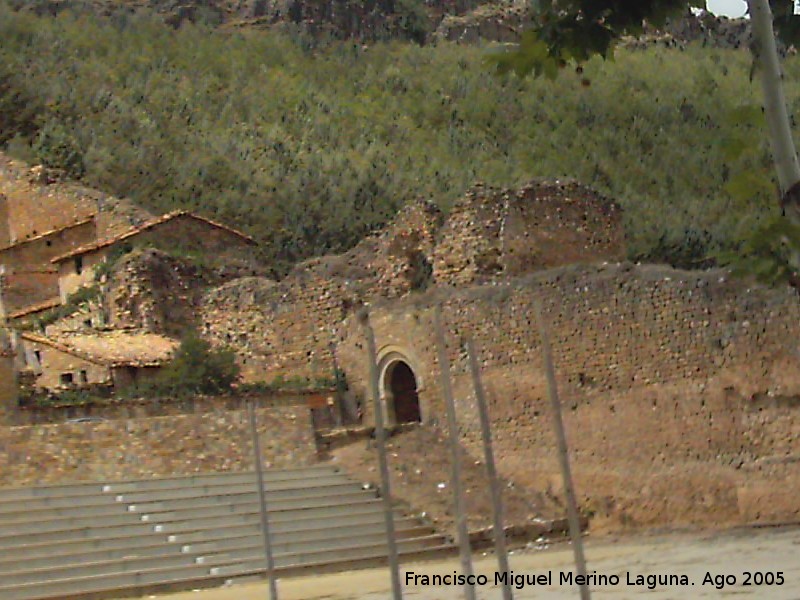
<box><xmin>329</xmin><ymin>341</ymin><xmax>345</xmax><ymax>428</ymax></box>
<box><xmin>433</xmin><ymin>305</ymin><xmax>476</xmax><ymax>600</ymax></box>
<box><xmin>248</xmin><ymin>400</ymin><xmax>279</xmax><ymax>600</ymax></box>
<box><xmin>466</xmin><ymin>337</ymin><xmax>513</xmax><ymax>600</ymax></box>
<box><xmin>533</xmin><ymin>300</ymin><xmax>591</xmax><ymax>600</ymax></box>
<box><xmin>360</xmin><ymin>310</ymin><xmax>403</xmax><ymax>600</ymax></box>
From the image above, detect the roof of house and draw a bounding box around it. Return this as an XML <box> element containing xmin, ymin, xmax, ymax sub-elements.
<box><xmin>20</xmin><ymin>331</ymin><xmax>179</xmax><ymax>367</ymax></box>
<box><xmin>0</xmin><ymin>217</ymin><xmax>95</xmax><ymax>253</ymax></box>
<box><xmin>6</xmin><ymin>297</ymin><xmax>62</xmax><ymax>321</ymax></box>
<box><xmin>50</xmin><ymin>211</ymin><xmax>257</xmax><ymax>263</ymax></box>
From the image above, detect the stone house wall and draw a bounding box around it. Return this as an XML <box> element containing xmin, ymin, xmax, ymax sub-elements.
<box><xmin>57</xmin><ymin>251</ymin><xmax>105</xmax><ymax>302</ymax></box>
<box><xmin>0</xmin><ymin>405</ymin><xmax>317</xmax><ymax>486</ymax></box>
<box><xmin>0</xmin><ymin>193</ymin><xmax>10</xmax><ymax>248</ymax></box>
<box><xmin>21</xmin><ymin>338</ymin><xmax>110</xmax><ymax>389</ymax></box>
<box><xmin>1</xmin><ymin>269</ymin><xmax>60</xmax><ymax>315</ymax></box>
<box><xmin>335</xmin><ymin>263</ymin><xmax>800</xmax><ymax>527</ymax></box>
<box><xmin>0</xmin><ymin>219</ymin><xmax>96</xmax><ymax>269</ymax></box>
<box><xmin>0</xmin><ymin>152</ymin><xmax>150</xmax><ymax>245</ymax></box>
<box><xmin>57</xmin><ymin>215</ymin><xmax>257</xmax><ymax>301</ymax></box>
<box><xmin>0</xmin><ymin>329</ymin><xmax>16</xmax><ymax>424</ymax></box>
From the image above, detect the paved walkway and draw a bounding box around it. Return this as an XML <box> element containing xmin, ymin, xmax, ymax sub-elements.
<box><xmin>149</xmin><ymin>525</ymin><xmax>800</xmax><ymax>600</ymax></box>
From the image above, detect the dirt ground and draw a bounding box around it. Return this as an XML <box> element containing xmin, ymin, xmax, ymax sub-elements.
<box><xmin>145</xmin><ymin>525</ymin><xmax>800</xmax><ymax>600</ymax></box>
<box><xmin>328</xmin><ymin>426</ymin><xmax>564</xmax><ymax>538</ymax></box>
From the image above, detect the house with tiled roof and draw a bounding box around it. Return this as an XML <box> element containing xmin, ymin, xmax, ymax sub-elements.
<box><xmin>51</xmin><ymin>211</ymin><xmax>257</xmax><ymax>302</ymax></box>
<box><xmin>20</xmin><ymin>330</ymin><xmax>179</xmax><ymax>391</ymax></box>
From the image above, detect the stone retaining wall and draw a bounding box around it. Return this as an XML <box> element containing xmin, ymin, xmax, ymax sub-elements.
<box><xmin>336</xmin><ymin>263</ymin><xmax>800</xmax><ymax>528</ymax></box>
<box><xmin>0</xmin><ymin>405</ymin><xmax>318</xmax><ymax>487</ymax></box>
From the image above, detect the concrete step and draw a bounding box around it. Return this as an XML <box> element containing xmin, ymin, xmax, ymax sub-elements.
<box><xmin>0</xmin><ymin>499</ymin><xmax>388</xmax><ymax>546</ymax></box>
<box><xmin>0</xmin><ymin>519</ymin><xmax>432</xmax><ymax>573</ymax></box>
<box><xmin>1</xmin><ymin>505</ymin><xmax>394</xmax><ymax>553</ymax></box>
<box><xmin>0</xmin><ymin>465</ymin><xmax>340</xmax><ymax>503</ymax></box>
<box><xmin>0</xmin><ymin>479</ymin><xmax>363</xmax><ymax>522</ymax></box>
<box><xmin>0</xmin><ymin>492</ymin><xmax>378</xmax><ymax>536</ymax></box>
<box><xmin>2</xmin><ymin>531</ymin><xmax>448</xmax><ymax>587</ymax></box>
<box><xmin>0</xmin><ymin>465</ymin><xmax>454</xmax><ymax>600</ymax></box>
<box><xmin>0</xmin><ymin>540</ymin><xmax>455</xmax><ymax>600</ymax></box>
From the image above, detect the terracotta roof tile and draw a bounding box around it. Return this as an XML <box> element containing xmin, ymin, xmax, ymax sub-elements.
<box><xmin>51</xmin><ymin>211</ymin><xmax>256</xmax><ymax>263</ymax></box>
<box><xmin>6</xmin><ymin>297</ymin><xmax>62</xmax><ymax>320</ymax></box>
<box><xmin>0</xmin><ymin>217</ymin><xmax>95</xmax><ymax>253</ymax></box>
<box><xmin>20</xmin><ymin>331</ymin><xmax>179</xmax><ymax>367</ymax></box>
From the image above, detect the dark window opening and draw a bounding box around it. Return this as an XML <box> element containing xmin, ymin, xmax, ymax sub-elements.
<box><xmin>79</xmin><ymin>370</ymin><xmax>88</xmax><ymax>384</ymax></box>
<box><xmin>74</xmin><ymin>256</ymin><xmax>84</xmax><ymax>275</ymax></box>
<box><xmin>83</xmin><ymin>319</ymin><xmax>92</xmax><ymax>328</ymax></box>
<box><xmin>60</xmin><ymin>373</ymin><xmax>74</xmax><ymax>385</ymax></box>
<box><xmin>46</xmin><ymin>240</ymin><xmax>52</xmax><ymax>247</ymax></box>
<box><xmin>33</xmin><ymin>350</ymin><xmax>42</xmax><ymax>365</ymax></box>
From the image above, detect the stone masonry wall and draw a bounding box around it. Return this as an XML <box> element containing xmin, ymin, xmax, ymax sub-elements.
<box><xmin>201</xmin><ymin>199</ymin><xmax>444</xmax><ymax>383</ymax></box>
<box><xmin>202</xmin><ymin>183</ymin><xmax>617</xmax><ymax>384</ymax></box>
<box><xmin>336</xmin><ymin>263</ymin><xmax>800</xmax><ymax>527</ymax></box>
<box><xmin>431</xmin><ymin>180</ymin><xmax>624</xmax><ymax>287</ymax></box>
<box><xmin>0</xmin><ymin>405</ymin><xmax>317</xmax><ymax>486</ymax></box>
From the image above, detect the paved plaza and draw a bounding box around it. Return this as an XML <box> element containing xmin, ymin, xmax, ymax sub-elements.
<box><xmin>150</xmin><ymin>525</ymin><xmax>800</xmax><ymax>600</ymax></box>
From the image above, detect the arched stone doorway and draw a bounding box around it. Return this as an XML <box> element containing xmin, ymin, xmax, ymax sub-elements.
<box><xmin>377</xmin><ymin>348</ymin><xmax>424</xmax><ymax>425</ymax></box>
<box><xmin>386</xmin><ymin>361</ymin><xmax>421</xmax><ymax>424</ymax></box>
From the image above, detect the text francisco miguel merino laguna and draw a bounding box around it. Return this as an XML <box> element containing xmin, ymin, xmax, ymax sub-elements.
<box><xmin>407</xmin><ymin>570</ymin><xmax>710</xmax><ymax>590</ymax></box>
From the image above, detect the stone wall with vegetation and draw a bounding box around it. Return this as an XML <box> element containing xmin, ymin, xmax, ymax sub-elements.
<box><xmin>0</xmin><ymin>405</ymin><xmax>317</xmax><ymax>486</ymax></box>
<box><xmin>336</xmin><ymin>263</ymin><xmax>800</xmax><ymax>528</ymax></box>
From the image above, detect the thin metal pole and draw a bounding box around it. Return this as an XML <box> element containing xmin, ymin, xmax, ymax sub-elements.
<box><xmin>533</xmin><ymin>300</ymin><xmax>591</xmax><ymax>600</ymax></box>
<box><xmin>466</xmin><ymin>337</ymin><xmax>513</xmax><ymax>600</ymax></box>
<box><xmin>329</xmin><ymin>341</ymin><xmax>345</xmax><ymax>428</ymax></box>
<box><xmin>433</xmin><ymin>305</ymin><xmax>476</xmax><ymax>600</ymax></box>
<box><xmin>360</xmin><ymin>310</ymin><xmax>403</xmax><ymax>600</ymax></box>
<box><xmin>248</xmin><ymin>400</ymin><xmax>279</xmax><ymax>600</ymax></box>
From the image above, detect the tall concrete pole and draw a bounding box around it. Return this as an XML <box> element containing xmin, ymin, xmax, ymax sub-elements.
<box><xmin>433</xmin><ymin>305</ymin><xmax>476</xmax><ymax>600</ymax></box>
<box><xmin>533</xmin><ymin>300</ymin><xmax>590</xmax><ymax>600</ymax></box>
<box><xmin>360</xmin><ymin>309</ymin><xmax>403</xmax><ymax>600</ymax></box>
<box><xmin>466</xmin><ymin>337</ymin><xmax>513</xmax><ymax>600</ymax></box>
<box><xmin>248</xmin><ymin>400</ymin><xmax>279</xmax><ymax>600</ymax></box>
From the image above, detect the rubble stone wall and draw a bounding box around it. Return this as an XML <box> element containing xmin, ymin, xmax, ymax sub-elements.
<box><xmin>202</xmin><ymin>182</ymin><xmax>619</xmax><ymax>384</ymax></box>
<box><xmin>201</xmin><ymin>199</ymin><xmax>444</xmax><ymax>383</ymax></box>
<box><xmin>431</xmin><ymin>181</ymin><xmax>624</xmax><ymax>287</ymax></box>
<box><xmin>0</xmin><ymin>405</ymin><xmax>317</xmax><ymax>486</ymax></box>
<box><xmin>336</xmin><ymin>263</ymin><xmax>800</xmax><ymax>527</ymax></box>
<box><xmin>10</xmin><ymin>391</ymin><xmax>323</xmax><ymax>425</ymax></box>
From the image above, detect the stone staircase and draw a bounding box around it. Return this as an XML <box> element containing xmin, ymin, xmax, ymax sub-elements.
<box><xmin>0</xmin><ymin>465</ymin><xmax>453</xmax><ymax>600</ymax></box>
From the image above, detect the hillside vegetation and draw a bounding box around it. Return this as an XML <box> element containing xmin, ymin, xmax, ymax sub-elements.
<box><xmin>0</xmin><ymin>2</ymin><xmax>794</xmax><ymax>274</ymax></box>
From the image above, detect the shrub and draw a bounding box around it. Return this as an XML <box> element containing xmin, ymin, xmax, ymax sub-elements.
<box><xmin>150</xmin><ymin>334</ymin><xmax>240</xmax><ymax>397</ymax></box>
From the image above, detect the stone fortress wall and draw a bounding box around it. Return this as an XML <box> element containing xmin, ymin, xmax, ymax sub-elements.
<box><xmin>335</xmin><ymin>263</ymin><xmax>800</xmax><ymax>527</ymax></box>
<box><xmin>201</xmin><ymin>180</ymin><xmax>623</xmax><ymax>384</ymax></box>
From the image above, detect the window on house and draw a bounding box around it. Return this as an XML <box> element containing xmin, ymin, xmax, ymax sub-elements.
<box><xmin>60</xmin><ymin>373</ymin><xmax>74</xmax><ymax>385</ymax></box>
<box><xmin>46</xmin><ymin>240</ymin><xmax>52</xmax><ymax>247</ymax></box>
<box><xmin>74</xmin><ymin>256</ymin><xmax>83</xmax><ymax>275</ymax></box>
<box><xmin>33</xmin><ymin>350</ymin><xmax>42</xmax><ymax>365</ymax></box>
<box><xmin>83</xmin><ymin>319</ymin><xmax>92</xmax><ymax>328</ymax></box>
<box><xmin>79</xmin><ymin>370</ymin><xmax>88</xmax><ymax>384</ymax></box>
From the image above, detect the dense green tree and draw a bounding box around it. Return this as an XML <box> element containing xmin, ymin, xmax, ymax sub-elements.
<box><xmin>0</xmin><ymin>1</ymin><xmax>797</xmax><ymax>273</ymax></box>
<box><xmin>154</xmin><ymin>335</ymin><xmax>240</xmax><ymax>396</ymax></box>
<box><xmin>495</xmin><ymin>0</ymin><xmax>800</xmax><ymax>285</ymax></box>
